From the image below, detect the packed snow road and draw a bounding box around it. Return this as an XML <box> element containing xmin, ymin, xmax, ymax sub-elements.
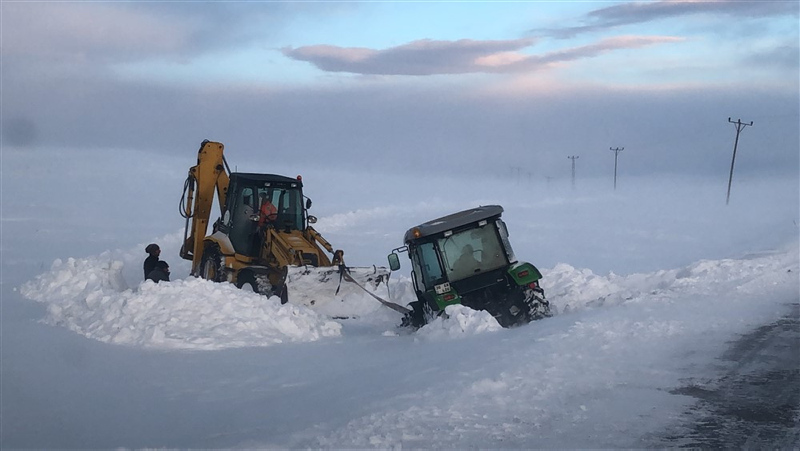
<box><xmin>659</xmin><ymin>302</ymin><xmax>800</xmax><ymax>447</ymax></box>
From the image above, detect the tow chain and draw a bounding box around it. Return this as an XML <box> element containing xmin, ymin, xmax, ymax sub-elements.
<box><xmin>336</xmin><ymin>265</ymin><xmax>411</xmax><ymax>314</ymax></box>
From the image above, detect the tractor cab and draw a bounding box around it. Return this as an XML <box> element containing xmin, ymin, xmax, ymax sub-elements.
<box><xmin>389</xmin><ymin>205</ymin><xmax>551</xmax><ymax>328</ymax></box>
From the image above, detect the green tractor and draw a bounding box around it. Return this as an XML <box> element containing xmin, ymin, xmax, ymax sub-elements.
<box><xmin>388</xmin><ymin>205</ymin><xmax>552</xmax><ymax>328</ymax></box>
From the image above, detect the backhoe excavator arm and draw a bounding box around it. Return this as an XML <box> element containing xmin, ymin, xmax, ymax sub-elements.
<box><xmin>179</xmin><ymin>140</ymin><xmax>230</xmax><ymax>275</ymax></box>
<box><xmin>307</xmin><ymin>226</ymin><xmax>343</xmax><ymax>265</ymax></box>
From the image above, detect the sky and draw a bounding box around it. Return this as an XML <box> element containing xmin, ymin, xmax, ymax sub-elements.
<box><xmin>2</xmin><ymin>1</ymin><xmax>798</xmax><ymax>179</ymax></box>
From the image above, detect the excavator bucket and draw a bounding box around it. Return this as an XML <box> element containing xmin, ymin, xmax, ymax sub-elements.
<box><xmin>284</xmin><ymin>265</ymin><xmax>392</xmax><ymax>318</ymax></box>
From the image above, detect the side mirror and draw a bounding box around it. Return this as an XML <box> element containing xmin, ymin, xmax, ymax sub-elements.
<box><xmin>388</xmin><ymin>253</ymin><xmax>401</xmax><ymax>271</ymax></box>
<box><xmin>307</xmin><ymin>215</ymin><xmax>317</xmax><ymax>224</ymax></box>
<box><xmin>306</xmin><ymin>198</ymin><xmax>312</xmax><ymax>209</ymax></box>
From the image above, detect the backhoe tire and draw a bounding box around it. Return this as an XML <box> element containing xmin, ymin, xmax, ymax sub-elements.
<box><xmin>200</xmin><ymin>245</ymin><xmax>224</xmax><ymax>283</ymax></box>
<box><xmin>236</xmin><ymin>271</ymin><xmax>260</xmax><ymax>294</ymax></box>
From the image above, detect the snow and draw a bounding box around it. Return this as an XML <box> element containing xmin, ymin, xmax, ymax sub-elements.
<box><xmin>2</xmin><ymin>146</ymin><xmax>799</xmax><ymax>448</ymax></box>
<box><xmin>20</xmin><ymin>256</ymin><xmax>343</xmax><ymax>350</ymax></box>
<box><xmin>18</xmin><ymin>236</ymin><xmax>798</xmax><ymax>352</ymax></box>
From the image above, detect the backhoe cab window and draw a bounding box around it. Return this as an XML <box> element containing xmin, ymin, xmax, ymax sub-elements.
<box><xmin>438</xmin><ymin>222</ymin><xmax>507</xmax><ymax>281</ymax></box>
<box><xmin>256</xmin><ymin>187</ymin><xmax>303</xmax><ymax>230</ymax></box>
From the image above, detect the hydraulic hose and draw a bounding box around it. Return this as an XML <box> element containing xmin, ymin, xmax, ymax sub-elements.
<box><xmin>179</xmin><ymin>175</ymin><xmax>195</xmax><ymax>219</ymax></box>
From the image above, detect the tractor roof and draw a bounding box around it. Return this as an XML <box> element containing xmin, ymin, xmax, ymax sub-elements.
<box><xmin>230</xmin><ymin>172</ymin><xmax>303</xmax><ymax>187</ymax></box>
<box><xmin>404</xmin><ymin>205</ymin><xmax>504</xmax><ymax>243</ymax></box>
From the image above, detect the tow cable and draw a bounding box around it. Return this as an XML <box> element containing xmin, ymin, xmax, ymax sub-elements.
<box><xmin>336</xmin><ymin>265</ymin><xmax>411</xmax><ymax>314</ymax></box>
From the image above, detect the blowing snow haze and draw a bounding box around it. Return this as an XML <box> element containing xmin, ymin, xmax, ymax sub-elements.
<box><xmin>1</xmin><ymin>1</ymin><xmax>798</xmax><ymax>177</ymax></box>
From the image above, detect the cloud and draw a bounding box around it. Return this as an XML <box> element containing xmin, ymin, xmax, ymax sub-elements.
<box><xmin>1</xmin><ymin>2</ymin><xmax>335</xmax><ymax>64</ymax></box>
<box><xmin>535</xmin><ymin>35</ymin><xmax>684</xmax><ymax>65</ymax></box>
<box><xmin>2</xmin><ymin>3</ymin><xmax>194</xmax><ymax>63</ymax></box>
<box><xmin>283</xmin><ymin>38</ymin><xmax>537</xmax><ymax>75</ymax></box>
<box><xmin>1</xmin><ymin>1</ymin><xmax>796</xmax><ymax>182</ymax></box>
<box><xmin>282</xmin><ymin>35</ymin><xmax>682</xmax><ymax>75</ymax></box>
<box><xmin>4</xmin><ymin>64</ymin><xmax>797</xmax><ymax>180</ymax></box>
<box><xmin>743</xmin><ymin>43</ymin><xmax>800</xmax><ymax>70</ymax></box>
<box><xmin>540</xmin><ymin>0</ymin><xmax>799</xmax><ymax>38</ymax></box>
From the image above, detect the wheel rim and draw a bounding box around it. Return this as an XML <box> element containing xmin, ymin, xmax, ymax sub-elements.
<box><xmin>241</xmin><ymin>282</ymin><xmax>255</xmax><ymax>293</ymax></box>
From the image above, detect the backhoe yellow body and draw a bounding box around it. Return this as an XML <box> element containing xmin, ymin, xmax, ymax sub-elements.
<box><xmin>179</xmin><ymin>140</ymin><xmax>386</xmax><ymax>305</ymax></box>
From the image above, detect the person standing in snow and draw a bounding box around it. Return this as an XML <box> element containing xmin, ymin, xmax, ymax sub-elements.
<box><xmin>146</xmin><ymin>260</ymin><xmax>170</xmax><ymax>283</ymax></box>
<box><xmin>143</xmin><ymin>243</ymin><xmax>161</xmax><ymax>279</ymax></box>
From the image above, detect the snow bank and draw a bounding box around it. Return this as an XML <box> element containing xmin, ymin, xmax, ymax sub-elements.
<box><xmin>19</xmin><ymin>240</ymin><xmax>799</xmax><ymax>350</ymax></box>
<box><xmin>416</xmin><ymin>305</ymin><xmax>502</xmax><ymax>339</ymax></box>
<box><xmin>543</xmin><ymin>242</ymin><xmax>800</xmax><ymax>315</ymax></box>
<box><xmin>20</xmin><ymin>255</ymin><xmax>342</xmax><ymax>350</ymax></box>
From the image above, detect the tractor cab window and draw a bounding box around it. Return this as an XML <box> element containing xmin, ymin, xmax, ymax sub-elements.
<box><xmin>412</xmin><ymin>242</ymin><xmax>444</xmax><ymax>291</ymax></box>
<box><xmin>438</xmin><ymin>222</ymin><xmax>508</xmax><ymax>281</ymax></box>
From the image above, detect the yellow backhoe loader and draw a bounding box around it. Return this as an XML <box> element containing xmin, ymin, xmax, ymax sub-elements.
<box><xmin>179</xmin><ymin>140</ymin><xmax>388</xmax><ymax>308</ymax></box>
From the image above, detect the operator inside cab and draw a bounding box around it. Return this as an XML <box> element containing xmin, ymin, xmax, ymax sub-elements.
<box><xmin>258</xmin><ymin>192</ymin><xmax>278</xmax><ymax>227</ymax></box>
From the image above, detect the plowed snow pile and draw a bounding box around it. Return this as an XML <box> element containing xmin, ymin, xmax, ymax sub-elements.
<box><xmin>19</xmin><ymin>255</ymin><xmax>343</xmax><ymax>350</ymax></box>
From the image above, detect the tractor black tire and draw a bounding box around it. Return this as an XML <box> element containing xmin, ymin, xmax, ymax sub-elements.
<box><xmin>526</xmin><ymin>287</ymin><xmax>553</xmax><ymax>320</ymax></box>
<box><xmin>200</xmin><ymin>245</ymin><xmax>224</xmax><ymax>283</ymax></box>
<box><xmin>491</xmin><ymin>286</ymin><xmax>545</xmax><ymax>328</ymax></box>
<box><xmin>401</xmin><ymin>300</ymin><xmax>437</xmax><ymax>329</ymax></box>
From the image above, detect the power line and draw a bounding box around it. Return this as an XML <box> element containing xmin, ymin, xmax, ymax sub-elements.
<box><xmin>610</xmin><ymin>147</ymin><xmax>624</xmax><ymax>190</ymax></box>
<box><xmin>726</xmin><ymin>117</ymin><xmax>754</xmax><ymax>206</ymax></box>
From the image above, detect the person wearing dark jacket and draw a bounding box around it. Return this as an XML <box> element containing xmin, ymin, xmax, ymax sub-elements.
<box><xmin>144</xmin><ymin>243</ymin><xmax>161</xmax><ymax>279</ymax></box>
<box><xmin>146</xmin><ymin>260</ymin><xmax>170</xmax><ymax>283</ymax></box>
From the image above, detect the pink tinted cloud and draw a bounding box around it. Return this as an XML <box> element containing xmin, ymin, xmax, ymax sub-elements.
<box><xmin>284</xmin><ymin>35</ymin><xmax>684</xmax><ymax>75</ymax></box>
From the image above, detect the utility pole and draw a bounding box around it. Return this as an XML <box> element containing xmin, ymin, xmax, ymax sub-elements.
<box><xmin>610</xmin><ymin>147</ymin><xmax>624</xmax><ymax>190</ymax></box>
<box><xmin>726</xmin><ymin>117</ymin><xmax>753</xmax><ymax>205</ymax></box>
<box><xmin>568</xmin><ymin>155</ymin><xmax>579</xmax><ymax>189</ymax></box>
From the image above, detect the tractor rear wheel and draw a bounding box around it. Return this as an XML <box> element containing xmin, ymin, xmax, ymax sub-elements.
<box><xmin>526</xmin><ymin>286</ymin><xmax>553</xmax><ymax>320</ymax></box>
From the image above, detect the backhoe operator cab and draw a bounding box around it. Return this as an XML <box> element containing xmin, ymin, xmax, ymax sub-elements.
<box><xmin>388</xmin><ymin>205</ymin><xmax>552</xmax><ymax>328</ymax></box>
<box><xmin>218</xmin><ymin>173</ymin><xmax>313</xmax><ymax>258</ymax></box>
